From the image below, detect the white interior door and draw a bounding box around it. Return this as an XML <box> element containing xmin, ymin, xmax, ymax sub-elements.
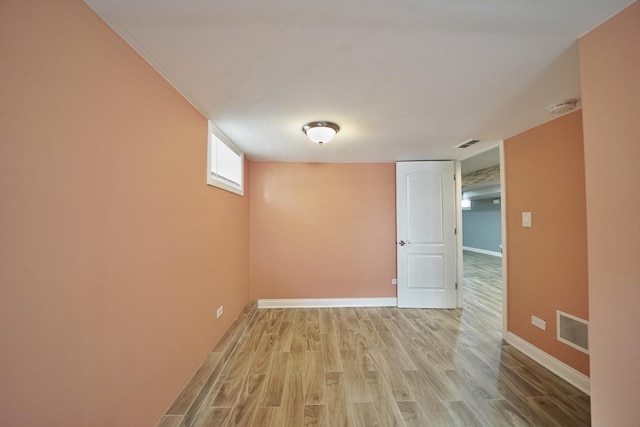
<box><xmin>397</xmin><ymin>161</ymin><xmax>457</xmax><ymax>308</ymax></box>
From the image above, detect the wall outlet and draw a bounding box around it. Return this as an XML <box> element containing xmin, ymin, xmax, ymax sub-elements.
<box><xmin>391</xmin><ymin>278</ymin><xmax>397</xmax><ymax>285</ymax></box>
<box><xmin>531</xmin><ymin>315</ymin><xmax>546</xmax><ymax>330</ymax></box>
<box><xmin>216</xmin><ymin>306</ymin><xmax>223</xmax><ymax>318</ymax></box>
<box><xmin>522</xmin><ymin>212</ymin><xmax>532</xmax><ymax>227</ymax></box>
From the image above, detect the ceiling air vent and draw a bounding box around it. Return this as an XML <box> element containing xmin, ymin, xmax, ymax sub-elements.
<box><xmin>456</xmin><ymin>139</ymin><xmax>482</xmax><ymax>149</ymax></box>
<box><xmin>557</xmin><ymin>311</ymin><xmax>589</xmax><ymax>354</ymax></box>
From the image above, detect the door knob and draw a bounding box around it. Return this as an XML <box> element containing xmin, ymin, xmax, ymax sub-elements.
<box><xmin>399</xmin><ymin>240</ymin><xmax>408</xmax><ymax>246</ymax></box>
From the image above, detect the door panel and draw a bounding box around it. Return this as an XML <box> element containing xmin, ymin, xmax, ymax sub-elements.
<box><xmin>407</xmin><ymin>254</ymin><xmax>444</xmax><ymax>289</ymax></box>
<box><xmin>397</xmin><ymin>161</ymin><xmax>457</xmax><ymax>308</ymax></box>
<box><xmin>407</xmin><ymin>172</ymin><xmax>444</xmax><ymax>243</ymax></box>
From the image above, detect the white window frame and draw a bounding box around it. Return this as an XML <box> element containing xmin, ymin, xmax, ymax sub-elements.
<box><xmin>207</xmin><ymin>121</ymin><xmax>244</xmax><ymax>196</ymax></box>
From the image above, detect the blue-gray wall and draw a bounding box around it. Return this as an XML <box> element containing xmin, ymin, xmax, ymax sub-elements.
<box><xmin>462</xmin><ymin>199</ymin><xmax>502</xmax><ymax>253</ymax></box>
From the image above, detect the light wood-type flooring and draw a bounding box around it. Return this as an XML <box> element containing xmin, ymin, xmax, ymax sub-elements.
<box><xmin>157</xmin><ymin>251</ymin><xmax>590</xmax><ymax>426</ymax></box>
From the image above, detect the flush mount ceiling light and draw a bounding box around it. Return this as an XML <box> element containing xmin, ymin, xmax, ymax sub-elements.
<box><xmin>548</xmin><ymin>99</ymin><xmax>579</xmax><ymax>115</ymax></box>
<box><xmin>302</xmin><ymin>121</ymin><xmax>340</xmax><ymax>144</ymax></box>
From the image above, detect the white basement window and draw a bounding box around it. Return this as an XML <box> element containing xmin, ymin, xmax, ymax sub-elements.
<box><xmin>207</xmin><ymin>122</ymin><xmax>244</xmax><ymax>195</ymax></box>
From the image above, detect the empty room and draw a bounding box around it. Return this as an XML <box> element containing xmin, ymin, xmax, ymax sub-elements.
<box><xmin>1</xmin><ymin>1</ymin><xmax>639</xmax><ymax>426</ymax></box>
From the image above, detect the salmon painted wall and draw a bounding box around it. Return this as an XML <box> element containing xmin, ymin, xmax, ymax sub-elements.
<box><xmin>0</xmin><ymin>1</ymin><xmax>249</xmax><ymax>426</ymax></box>
<box><xmin>504</xmin><ymin>111</ymin><xmax>589</xmax><ymax>375</ymax></box>
<box><xmin>580</xmin><ymin>3</ymin><xmax>640</xmax><ymax>424</ymax></box>
<box><xmin>250</xmin><ymin>162</ymin><xmax>396</xmax><ymax>300</ymax></box>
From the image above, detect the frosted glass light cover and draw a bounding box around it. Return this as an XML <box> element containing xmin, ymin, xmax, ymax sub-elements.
<box><xmin>306</xmin><ymin>126</ymin><xmax>336</xmax><ymax>143</ymax></box>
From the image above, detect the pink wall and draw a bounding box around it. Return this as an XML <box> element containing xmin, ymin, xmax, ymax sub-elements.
<box><xmin>504</xmin><ymin>111</ymin><xmax>590</xmax><ymax>375</ymax></box>
<box><xmin>249</xmin><ymin>162</ymin><xmax>397</xmax><ymax>299</ymax></box>
<box><xmin>0</xmin><ymin>1</ymin><xmax>250</xmax><ymax>426</ymax></box>
<box><xmin>580</xmin><ymin>2</ymin><xmax>640</xmax><ymax>424</ymax></box>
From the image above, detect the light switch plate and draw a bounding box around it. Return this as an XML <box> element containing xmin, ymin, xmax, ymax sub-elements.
<box><xmin>522</xmin><ymin>212</ymin><xmax>532</xmax><ymax>227</ymax></box>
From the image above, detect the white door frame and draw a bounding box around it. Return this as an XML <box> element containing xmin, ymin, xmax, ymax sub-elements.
<box><xmin>499</xmin><ymin>141</ymin><xmax>508</xmax><ymax>339</ymax></box>
<box><xmin>456</xmin><ymin>141</ymin><xmax>508</xmax><ymax>339</ymax></box>
<box><xmin>455</xmin><ymin>160</ymin><xmax>464</xmax><ymax>309</ymax></box>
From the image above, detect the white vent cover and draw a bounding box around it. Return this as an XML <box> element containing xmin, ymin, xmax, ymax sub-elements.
<box><xmin>557</xmin><ymin>311</ymin><xmax>589</xmax><ymax>354</ymax></box>
<box><xmin>455</xmin><ymin>139</ymin><xmax>482</xmax><ymax>149</ymax></box>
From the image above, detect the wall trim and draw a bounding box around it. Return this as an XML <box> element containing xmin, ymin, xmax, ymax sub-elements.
<box><xmin>506</xmin><ymin>332</ymin><xmax>590</xmax><ymax>395</ymax></box>
<box><xmin>499</xmin><ymin>140</ymin><xmax>508</xmax><ymax>340</ymax></box>
<box><xmin>257</xmin><ymin>297</ymin><xmax>397</xmax><ymax>309</ymax></box>
<box><xmin>455</xmin><ymin>161</ymin><xmax>464</xmax><ymax>309</ymax></box>
<box><xmin>462</xmin><ymin>246</ymin><xmax>503</xmax><ymax>257</ymax></box>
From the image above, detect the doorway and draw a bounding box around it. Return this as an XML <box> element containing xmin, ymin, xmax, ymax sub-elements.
<box><xmin>459</xmin><ymin>146</ymin><xmax>506</xmax><ymax>335</ymax></box>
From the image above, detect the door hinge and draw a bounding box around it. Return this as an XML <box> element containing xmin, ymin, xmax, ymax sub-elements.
<box><xmin>454</xmin><ymin>228</ymin><xmax>457</xmax><ymax>235</ymax></box>
<box><xmin>455</xmin><ymin>282</ymin><xmax>458</xmax><ymax>289</ymax></box>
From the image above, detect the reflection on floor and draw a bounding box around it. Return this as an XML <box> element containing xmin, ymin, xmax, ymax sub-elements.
<box><xmin>157</xmin><ymin>250</ymin><xmax>590</xmax><ymax>426</ymax></box>
<box><xmin>462</xmin><ymin>250</ymin><xmax>503</xmax><ymax>328</ymax></box>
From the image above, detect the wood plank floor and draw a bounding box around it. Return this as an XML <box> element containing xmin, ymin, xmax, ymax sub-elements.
<box><xmin>157</xmin><ymin>251</ymin><xmax>590</xmax><ymax>426</ymax></box>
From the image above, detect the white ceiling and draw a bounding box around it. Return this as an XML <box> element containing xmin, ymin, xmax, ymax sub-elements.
<box><xmin>84</xmin><ymin>0</ymin><xmax>633</xmax><ymax>163</ymax></box>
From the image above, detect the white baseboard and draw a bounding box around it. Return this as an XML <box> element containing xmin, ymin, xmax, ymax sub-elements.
<box><xmin>463</xmin><ymin>246</ymin><xmax>502</xmax><ymax>257</ymax></box>
<box><xmin>506</xmin><ymin>332</ymin><xmax>590</xmax><ymax>395</ymax></box>
<box><xmin>257</xmin><ymin>297</ymin><xmax>397</xmax><ymax>309</ymax></box>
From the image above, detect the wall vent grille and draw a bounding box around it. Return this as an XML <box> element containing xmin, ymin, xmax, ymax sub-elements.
<box><xmin>557</xmin><ymin>311</ymin><xmax>589</xmax><ymax>354</ymax></box>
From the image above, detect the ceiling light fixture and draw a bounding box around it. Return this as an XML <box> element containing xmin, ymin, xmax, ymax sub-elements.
<box><xmin>302</xmin><ymin>121</ymin><xmax>340</xmax><ymax>144</ymax></box>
